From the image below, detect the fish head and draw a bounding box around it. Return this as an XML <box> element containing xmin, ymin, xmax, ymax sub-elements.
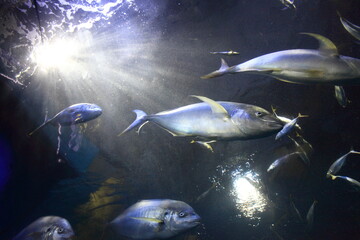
<box><xmin>69</xmin><ymin>103</ymin><xmax>102</xmax><ymax>124</ymax></box>
<box><xmin>50</xmin><ymin>217</ymin><xmax>75</xmax><ymax>240</ymax></box>
<box><xmin>164</xmin><ymin>202</ymin><xmax>201</xmax><ymax>233</ymax></box>
<box><xmin>233</xmin><ymin>105</ymin><xmax>284</xmax><ymax>138</ymax></box>
<box><xmin>80</xmin><ymin>103</ymin><xmax>103</xmax><ymax>120</ymax></box>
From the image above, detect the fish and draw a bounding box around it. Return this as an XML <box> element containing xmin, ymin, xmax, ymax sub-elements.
<box><xmin>275</xmin><ymin>113</ymin><xmax>308</xmax><ymax>140</ymax></box>
<box><xmin>288</xmin><ymin>135</ymin><xmax>311</xmax><ymax>166</ymax></box>
<box><xmin>290</xmin><ymin>201</ymin><xmax>303</xmax><ymax>223</ymax></box>
<box><xmin>271</xmin><ymin>106</ymin><xmax>301</xmax><ymax>131</ymax></box>
<box><xmin>328</xmin><ymin>174</ymin><xmax>360</xmax><ymax>188</ymax></box>
<box><xmin>195</xmin><ymin>182</ymin><xmax>217</xmax><ymax>203</ymax></box>
<box><xmin>28</xmin><ymin>103</ymin><xmax>102</xmax><ymax>136</ymax></box>
<box><xmin>201</xmin><ymin>33</ymin><xmax>360</xmax><ymax>85</ymax></box>
<box><xmin>118</xmin><ymin>95</ymin><xmax>283</xmax><ymax>143</ymax></box>
<box><xmin>280</xmin><ymin>0</ymin><xmax>296</xmax><ymax>9</ymax></box>
<box><xmin>109</xmin><ymin>199</ymin><xmax>201</xmax><ymax>239</ymax></box>
<box><xmin>334</xmin><ymin>85</ymin><xmax>350</xmax><ymax>107</ymax></box>
<box><xmin>306</xmin><ymin>200</ymin><xmax>317</xmax><ymax>231</ymax></box>
<box><xmin>12</xmin><ymin>216</ymin><xmax>74</xmax><ymax>240</ymax></box>
<box><xmin>267</xmin><ymin>152</ymin><xmax>305</xmax><ymax>176</ymax></box>
<box><xmin>210</xmin><ymin>50</ymin><xmax>240</xmax><ymax>56</ymax></box>
<box><xmin>339</xmin><ymin>15</ymin><xmax>360</xmax><ymax>41</ymax></box>
<box><xmin>326</xmin><ymin>149</ymin><xmax>360</xmax><ymax>178</ymax></box>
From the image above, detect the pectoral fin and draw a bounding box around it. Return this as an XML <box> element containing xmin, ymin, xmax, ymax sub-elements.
<box><xmin>191</xmin><ymin>95</ymin><xmax>230</xmax><ymax>119</ymax></box>
<box><xmin>300</xmin><ymin>32</ymin><xmax>339</xmax><ymax>57</ymax></box>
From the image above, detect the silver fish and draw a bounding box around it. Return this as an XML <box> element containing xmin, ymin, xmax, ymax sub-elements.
<box><xmin>275</xmin><ymin>113</ymin><xmax>308</xmax><ymax>140</ymax></box>
<box><xmin>195</xmin><ymin>182</ymin><xmax>217</xmax><ymax>203</ymax></box>
<box><xmin>339</xmin><ymin>16</ymin><xmax>360</xmax><ymax>41</ymax></box>
<box><xmin>110</xmin><ymin>199</ymin><xmax>201</xmax><ymax>239</ymax></box>
<box><xmin>28</xmin><ymin>103</ymin><xmax>102</xmax><ymax>136</ymax></box>
<box><xmin>329</xmin><ymin>174</ymin><xmax>360</xmax><ymax>188</ymax></box>
<box><xmin>13</xmin><ymin>216</ymin><xmax>74</xmax><ymax>240</ymax></box>
<box><xmin>326</xmin><ymin>149</ymin><xmax>360</xmax><ymax>178</ymax></box>
<box><xmin>202</xmin><ymin>33</ymin><xmax>360</xmax><ymax>85</ymax></box>
<box><xmin>280</xmin><ymin>0</ymin><xmax>296</xmax><ymax>9</ymax></box>
<box><xmin>267</xmin><ymin>152</ymin><xmax>305</xmax><ymax>175</ymax></box>
<box><xmin>271</xmin><ymin>106</ymin><xmax>301</xmax><ymax>131</ymax></box>
<box><xmin>306</xmin><ymin>200</ymin><xmax>317</xmax><ymax>231</ymax></box>
<box><xmin>334</xmin><ymin>85</ymin><xmax>350</xmax><ymax>107</ymax></box>
<box><xmin>119</xmin><ymin>96</ymin><xmax>283</xmax><ymax>142</ymax></box>
<box><xmin>210</xmin><ymin>50</ymin><xmax>240</xmax><ymax>56</ymax></box>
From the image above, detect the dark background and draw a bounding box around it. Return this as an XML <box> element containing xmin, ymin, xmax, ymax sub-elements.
<box><xmin>1</xmin><ymin>0</ymin><xmax>360</xmax><ymax>239</ymax></box>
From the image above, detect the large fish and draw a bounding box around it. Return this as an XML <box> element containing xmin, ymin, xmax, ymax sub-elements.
<box><xmin>109</xmin><ymin>199</ymin><xmax>201</xmax><ymax>239</ymax></box>
<box><xmin>202</xmin><ymin>33</ymin><xmax>360</xmax><ymax>85</ymax></box>
<box><xmin>28</xmin><ymin>103</ymin><xmax>102</xmax><ymax>136</ymax></box>
<box><xmin>119</xmin><ymin>96</ymin><xmax>283</xmax><ymax>143</ymax></box>
<box><xmin>12</xmin><ymin>216</ymin><xmax>74</xmax><ymax>240</ymax></box>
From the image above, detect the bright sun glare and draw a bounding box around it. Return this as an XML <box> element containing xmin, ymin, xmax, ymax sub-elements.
<box><xmin>31</xmin><ymin>38</ymin><xmax>81</xmax><ymax>72</ymax></box>
<box><xmin>231</xmin><ymin>171</ymin><xmax>268</xmax><ymax>220</ymax></box>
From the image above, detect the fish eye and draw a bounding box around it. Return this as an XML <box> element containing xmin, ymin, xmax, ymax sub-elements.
<box><xmin>255</xmin><ymin>112</ymin><xmax>263</xmax><ymax>117</ymax></box>
<box><xmin>178</xmin><ymin>212</ymin><xmax>187</xmax><ymax>218</ymax></box>
<box><xmin>57</xmin><ymin>228</ymin><xmax>64</xmax><ymax>234</ymax></box>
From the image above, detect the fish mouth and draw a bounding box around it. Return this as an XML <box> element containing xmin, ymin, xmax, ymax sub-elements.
<box><xmin>263</xmin><ymin>115</ymin><xmax>284</xmax><ymax>128</ymax></box>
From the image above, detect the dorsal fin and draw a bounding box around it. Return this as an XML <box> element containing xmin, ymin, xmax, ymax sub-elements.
<box><xmin>300</xmin><ymin>32</ymin><xmax>338</xmax><ymax>57</ymax></box>
<box><xmin>219</xmin><ymin>58</ymin><xmax>229</xmax><ymax>71</ymax></box>
<box><xmin>190</xmin><ymin>95</ymin><xmax>230</xmax><ymax>119</ymax></box>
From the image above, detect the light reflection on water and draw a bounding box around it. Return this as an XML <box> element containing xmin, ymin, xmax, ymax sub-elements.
<box><xmin>230</xmin><ymin>170</ymin><xmax>268</xmax><ymax>221</ymax></box>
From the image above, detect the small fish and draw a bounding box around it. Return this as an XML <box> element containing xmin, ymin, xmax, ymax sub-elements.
<box><xmin>201</xmin><ymin>33</ymin><xmax>360</xmax><ymax>85</ymax></box>
<box><xmin>280</xmin><ymin>0</ymin><xmax>296</xmax><ymax>9</ymax></box>
<box><xmin>271</xmin><ymin>106</ymin><xmax>301</xmax><ymax>131</ymax></box>
<box><xmin>306</xmin><ymin>200</ymin><xmax>317</xmax><ymax>231</ymax></box>
<box><xmin>288</xmin><ymin>135</ymin><xmax>311</xmax><ymax>166</ymax></box>
<box><xmin>329</xmin><ymin>174</ymin><xmax>360</xmax><ymax>188</ymax></box>
<box><xmin>190</xmin><ymin>140</ymin><xmax>216</xmax><ymax>152</ymax></box>
<box><xmin>110</xmin><ymin>199</ymin><xmax>201</xmax><ymax>239</ymax></box>
<box><xmin>290</xmin><ymin>201</ymin><xmax>303</xmax><ymax>222</ymax></box>
<box><xmin>267</xmin><ymin>152</ymin><xmax>304</xmax><ymax>175</ymax></box>
<box><xmin>13</xmin><ymin>216</ymin><xmax>74</xmax><ymax>240</ymax></box>
<box><xmin>339</xmin><ymin>15</ymin><xmax>360</xmax><ymax>41</ymax></box>
<box><xmin>326</xmin><ymin>149</ymin><xmax>360</xmax><ymax>178</ymax></box>
<box><xmin>275</xmin><ymin>113</ymin><xmax>308</xmax><ymax>140</ymax></box>
<box><xmin>28</xmin><ymin>103</ymin><xmax>102</xmax><ymax>136</ymax></box>
<box><xmin>334</xmin><ymin>85</ymin><xmax>350</xmax><ymax>107</ymax></box>
<box><xmin>119</xmin><ymin>95</ymin><xmax>283</xmax><ymax>143</ymax></box>
<box><xmin>210</xmin><ymin>50</ymin><xmax>240</xmax><ymax>56</ymax></box>
<box><xmin>195</xmin><ymin>182</ymin><xmax>217</xmax><ymax>203</ymax></box>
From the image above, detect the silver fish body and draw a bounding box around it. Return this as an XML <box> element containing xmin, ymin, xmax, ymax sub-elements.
<box><xmin>326</xmin><ymin>150</ymin><xmax>360</xmax><ymax>177</ymax></box>
<box><xmin>119</xmin><ymin>96</ymin><xmax>283</xmax><ymax>141</ymax></box>
<box><xmin>13</xmin><ymin>216</ymin><xmax>74</xmax><ymax>240</ymax></box>
<box><xmin>202</xmin><ymin>33</ymin><xmax>360</xmax><ymax>85</ymax></box>
<box><xmin>334</xmin><ymin>85</ymin><xmax>349</xmax><ymax>107</ymax></box>
<box><xmin>28</xmin><ymin>103</ymin><xmax>102</xmax><ymax>136</ymax></box>
<box><xmin>110</xmin><ymin>199</ymin><xmax>201</xmax><ymax>239</ymax></box>
<box><xmin>210</xmin><ymin>50</ymin><xmax>240</xmax><ymax>56</ymax></box>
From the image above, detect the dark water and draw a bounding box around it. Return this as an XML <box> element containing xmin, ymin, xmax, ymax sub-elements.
<box><xmin>1</xmin><ymin>0</ymin><xmax>360</xmax><ymax>239</ymax></box>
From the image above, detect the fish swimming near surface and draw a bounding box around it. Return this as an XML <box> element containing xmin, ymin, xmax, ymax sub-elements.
<box><xmin>334</xmin><ymin>85</ymin><xmax>350</xmax><ymax>107</ymax></box>
<box><xmin>201</xmin><ymin>33</ymin><xmax>360</xmax><ymax>85</ymax></box>
<box><xmin>275</xmin><ymin>113</ymin><xmax>308</xmax><ymax>140</ymax></box>
<box><xmin>28</xmin><ymin>103</ymin><xmax>102</xmax><ymax>136</ymax></box>
<box><xmin>326</xmin><ymin>149</ymin><xmax>360</xmax><ymax>178</ymax></box>
<box><xmin>109</xmin><ymin>199</ymin><xmax>201</xmax><ymax>239</ymax></box>
<box><xmin>12</xmin><ymin>216</ymin><xmax>74</xmax><ymax>240</ymax></box>
<box><xmin>119</xmin><ymin>96</ymin><xmax>283</xmax><ymax>146</ymax></box>
<box><xmin>339</xmin><ymin>15</ymin><xmax>360</xmax><ymax>41</ymax></box>
<box><xmin>210</xmin><ymin>50</ymin><xmax>240</xmax><ymax>56</ymax></box>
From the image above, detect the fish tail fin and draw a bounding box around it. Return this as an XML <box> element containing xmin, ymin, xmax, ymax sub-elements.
<box><xmin>118</xmin><ymin>110</ymin><xmax>148</xmax><ymax>136</ymax></box>
<box><xmin>328</xmin><ymin>174</ymin><xmax>337</xmax><ymax>180</ymax></box>
<box><xmin>28</xmin><ymin>121</ymin><xmax>49</xmax><ymax>136</ymax></box>
<box><xmin>298</xmin><ymin>113</ymin><xmax>309</xmax><ymax>118</ymax></box>
<box><xmin>201</xmin><ymin>58</ymin><xmax>231</xmax><ymax>79</ymax></box>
